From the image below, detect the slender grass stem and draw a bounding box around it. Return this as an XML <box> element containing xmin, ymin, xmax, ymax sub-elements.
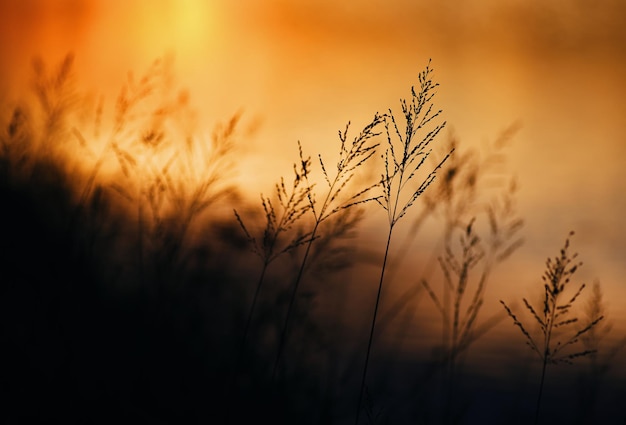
<box><xmin>535</xmin><ymin>355</ymin><xmax>548</xmax><ymax>425</ymax></box>
<box><xmin>271</xmin><ymin>221</ymin><xmax>317</xmax><ymax>381</ymax></box>
<box><xmin>240</xmin><ymin>263</ymin><xmax>269</xmax><ymax>362</ymax></box>
<box><xmin>354</xmin><ymin>61</ymin><xmax>448</xmax><ymax>424</ymax></box>
<box><xmin>502</xmin><ymin>232</ymin><xmax>604</xmax><ymax>425</ymax></box>
<box><xmin>234</xmin><ymin>150</ymin><xmax>313</xmax><ymax>378</ymax></box>
<box><xmin>355</xmin><ymin>224</ymin><xmax>394</xmax><ymax>425</ymax></box>
<box><xmin>271</xmin><ymin>206</ymin><xmax>325</xmax><ymax>382</ymax></box>
<box><xmin>534</xmin><ymin>284</ymin><xmax>557</xmax><ymax>425</ymax></box>
<box><xmin>225</xmin><ymin>264</ymin><xmax>269</xmax><ymax>425</ymax></box>
<box><xmin>272</xmin><ymin>117</ymin><xmax>382</xmax><ymax>383</ymax></box>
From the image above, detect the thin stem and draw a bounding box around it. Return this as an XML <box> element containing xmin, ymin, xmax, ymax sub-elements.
<box><xmin>354</xmin><ymin>64</ymin><xmax>447</xmax><ymax>423</ymax></box>
<box><xmin>355</xmin><ymin>224</ymin><xmax>394</xmax><ymax>425</ymax></box>
<box><xmin>239</xmin><ymin>263</ymin><xmax>269</xmax><ymax>362</ymax></box>
<box><xmin>226</xmin><ymin>263</ymin><xmax>269</xmax><ymax>425</ymax></box>
<box><xmin>536</xmin><ymin>289</ymin><xmax>557</xmax><ymax>424</ymax></box>
<box><xmin>271</xmin><ymin>218</ymin><xmax>321</xmax><ymax>382</ymax></box>
<box><xmin>535</xmin><ymin>355</ymin><xmax>548</xmax><ymax>425</ymax></box>
<box><xmin>383</xmin><ymin>206</ymin><xmax>432</xmax><ymax>283</ymax></box>
<box><xmin>271</xmin><ymin>143</ymin><xmax>350</xmax><ymax>381</ymax></box>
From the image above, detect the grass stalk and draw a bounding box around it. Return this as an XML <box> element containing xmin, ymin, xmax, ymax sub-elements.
<box><xmin>535</xmin><ymin>355</ymin><xmax>548</xmax><ymax>425</ymax></box>
<box><xmin>355</xmin><ymin>226</ymin><xmax>393</xmax><ymax>425</ymax></box>
<box><xmin>272</xmin><ymin>115</ymin><xmax>383</xmax><ymax>382</ymax></box>
<box><xmin>271</xmin><ymin>218</ymin><xmax>318</xmax><ymax>381</ymax></box>
<box><xmin>355</xmin><ymin>60</ymin><xmax>450</xmax><ymax>424</ymax></box>
<box><xmin>234</xmin><ymin>153</ymin><xmax>313</xmax><ymax>360</ymax></box>
<box><xmin>501</xmin><ymin>231</ymin><xmax>604</xmax><ymax>425</ymax></box>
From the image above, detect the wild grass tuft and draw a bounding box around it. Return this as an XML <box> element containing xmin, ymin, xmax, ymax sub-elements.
<box><xmin>4</xmin><ymin>52</ymin><xmax>624</xmax><ymax>424</ymax></box>
<box><xmin>501</xmin><ymin>231</ymin><xmax>604</xmax><ymax>425</ymax></box>
<box><xmin>355</xmin><ymin>60</ymin><xmax>451</xmax><ymax>424</ymax></box>
<box><xmin>272</xmin><ymin>113</ymin><xmax>384</xmax><ymax>381</ymax></box>
<box><xmin>233</xmin><ymin>148</ymin><xmax>314</xmax><ymax>370</ymax></box>
<box><xmin>366</xmin><ymin>127</ymin><xmax>523</xmax><ymax>385</ymax></box>
<box><xmin>417</xmin><ymin>175</ymin><xmax>523</xmax><ymax>423</ymax></box>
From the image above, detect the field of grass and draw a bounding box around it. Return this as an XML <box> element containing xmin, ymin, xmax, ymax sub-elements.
<box><xmin>1</xmin><ymin>54</ymin><xmax>624</xmax><ymax>424</ymax></box>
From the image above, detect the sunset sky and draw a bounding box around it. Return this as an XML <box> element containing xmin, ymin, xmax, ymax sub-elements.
<box><xmin>1</xmin><ymin>0</ymin><xmax>625</xmax><ymax>341</ymax></box>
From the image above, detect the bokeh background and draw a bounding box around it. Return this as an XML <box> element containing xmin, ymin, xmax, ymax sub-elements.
<box><xmin>1</xmin><ymin>0</ymin><xmax>625</xmax><ymax>423</ymax></box>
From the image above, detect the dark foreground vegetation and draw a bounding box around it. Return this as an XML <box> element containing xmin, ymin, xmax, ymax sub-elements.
<box><xmin>1</xmin><ymin>54</ymin><xmax>624</xmax><ymax>424</ymax></box>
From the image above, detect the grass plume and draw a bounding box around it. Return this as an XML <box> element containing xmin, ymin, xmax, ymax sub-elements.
<box><xmin>272</xmin><ymin>113</ymin><xmax>383</xmax><ymax>381</ymax></box>
<box><xmin>501</xmin><ymin>231</ymin><xmax>604</xmax><ymax>425</ymax></box>
<box><xmin>356</xmin><ymin>60</ymin><xmax>451</xmax><ymax>424</ymax></box>
<box><xmin>2</xmin><ymin>52</ymin><xmax>624</xmax><ymax>424</ymax></box>
<box><xmin>233</xmin><ymin>149</ymin><xmax>314</xmax><ymax>371</ymax></box>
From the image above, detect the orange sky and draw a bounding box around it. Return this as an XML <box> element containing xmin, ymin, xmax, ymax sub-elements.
<box><xmin>1</xmin><ymin>0</ymin><xmax>625</xmax><ymax>338</ymax></box>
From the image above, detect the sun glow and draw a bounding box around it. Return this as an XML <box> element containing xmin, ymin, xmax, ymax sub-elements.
<box><xmin>127</xmin><ymin>0</ymin><xmax>218</xmax><ymax>57</ymax></box>
<box><xmin>2</xmin><ymin>2</ymin><xmax>626</xmax><ymax>423</ymax></box>
<box><xmin>172</xmin><ymin>0</ymin><xmax>215</xmax><ymax>52</ymax></box>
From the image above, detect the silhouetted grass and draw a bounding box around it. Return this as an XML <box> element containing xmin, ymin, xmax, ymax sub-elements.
<box><xmin>356</xmin><ymin>60</ymin><xmax>451</xmax><ymax>425</ymax></box>
<box><xmin>274</xmin><ymin>113</ymin><xmax>383</xmax><ymax>382</ymax></box>
<box><xmin>501</xmin><ymin>232</ymin><xmax>604</xmax><ymax>425</ymax></box>
<box><xmin>232</xmin><ymin>149</ymin><xmax>314</xmax><ymax>402</ymax></box>
<box><xmin>1</xmin><ymin>53</ymin><xmax>624</xmax><ymax>425</ymax></box>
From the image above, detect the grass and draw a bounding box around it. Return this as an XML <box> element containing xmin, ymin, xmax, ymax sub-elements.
<box><xmin>414</xmin><ymin>132</ymin><xmax>524</xmax><ymax>423</ymax></box>
<box><xmin>356</xmin><ymin>60</ymin><xmax>450</xmax><ymax>425</ymax></box>
<box><xmin>232</xmin><ymin>147</ymin><xmax>314</xmax><ymax>392</ymax></box>
<box><xmin>501</xmin><ymin>232</ymin><xmax>605</xmax><ymax>425</ymax></box>
<box><xmin>1</xmin><ymin>53</ymin><xmax>624</xmax><ymax>425</ymax></box>
<box><xmin>273</xmin><ymin>114</ymin><xmax>383</xmax><ymax>379</ymax></box>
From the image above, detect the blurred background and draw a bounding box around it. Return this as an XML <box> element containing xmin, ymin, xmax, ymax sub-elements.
<box><xmin>2</xmin><ymin>0</ymin><xmax>624</xmax><ymax>299</ymax></box>
<box><xmin>0</xmin><ymin>0</ymin><xmax>625</xmax><ymax>423</ymax></box>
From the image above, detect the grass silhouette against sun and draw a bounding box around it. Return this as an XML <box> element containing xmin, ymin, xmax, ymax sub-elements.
<box><xmin>0</xmin><ymin>53</ymin><xmax>623</xmax><ymax>425</ymax></box>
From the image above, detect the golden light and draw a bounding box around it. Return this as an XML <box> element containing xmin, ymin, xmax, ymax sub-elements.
<box><xmin>170</xmin><ymin>0</ymin><xmax>215</xmax><ymax>52</ymax></box>
<box><xmin>2</xmin><ymin>2</ymin><xmax>626</xmax><ymax>422</ymax></box>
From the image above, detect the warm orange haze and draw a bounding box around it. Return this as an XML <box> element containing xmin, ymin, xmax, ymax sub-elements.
<box><xmin>1</xmin><ymin>1</ymin><xmax>625</xmax><ymax>424</ymax></box>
